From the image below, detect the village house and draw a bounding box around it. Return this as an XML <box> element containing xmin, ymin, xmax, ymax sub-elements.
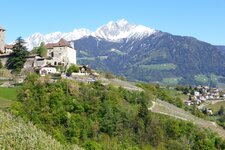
<box><xmin>185</xmin><ymin>85</ymin><xmax>225</xmax><ymax>107</ymax></box>
<box><xmin>39</xmin><ymin>65</ymin><xmax>58</xmax><ymax>76</ymax></box>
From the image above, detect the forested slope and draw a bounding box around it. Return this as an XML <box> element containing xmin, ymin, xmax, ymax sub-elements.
<box><xmin>9</xmin><ymin>74</ymin><xmax>225</xmax><ymax>149</ymax></box>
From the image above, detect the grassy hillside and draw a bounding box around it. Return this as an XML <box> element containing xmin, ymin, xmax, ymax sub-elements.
<box><xmin>0</xmin><ymin>110</ymin><xmax>81</xmax><ymax>150</ymax></box>
<box><xmin>209</xmin><ymin>101</ymin><xmax>225</xmax><ymax>112</ymax></box>
<box><xmin>0</xmin><ymin>87</ymin><xmax>17</xmax><ymax>100</ymax></box>
<box><xmin>0</xmin><ymin>98</ymin><xmax>13</xmax><ymax>108</ymax></box>
<box><xmin>0</xmin><ymin>87</ymin><xmax>18</xmax><ymax>108</ymax></box>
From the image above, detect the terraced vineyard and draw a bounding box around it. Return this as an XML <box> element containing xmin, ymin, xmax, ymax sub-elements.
<box><xmin>149</xmin><ymin>99</ymin><xmax>225</xmax><ymax>139</ymax></box>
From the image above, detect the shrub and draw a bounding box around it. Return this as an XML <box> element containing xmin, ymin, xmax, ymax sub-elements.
<box><xmin>67</xmin><ymin>64</ymin><xmax>79</xmax><ymax>75</ymax></box>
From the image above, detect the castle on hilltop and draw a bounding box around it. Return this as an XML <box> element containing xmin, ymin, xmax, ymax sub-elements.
<box><xmin>33</xmin><ymin>38</ymin><xmax>77</xmax><ymax>68</ymax></box>
<box><xmin>0</xmin><ymin>25</ymin><xmax>77</xmax><ymax>71</ymax></box>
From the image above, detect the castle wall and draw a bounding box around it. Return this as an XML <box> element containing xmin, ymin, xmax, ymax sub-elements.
<box><xmin>24</xmin><ymin>57</ymin><xmax>35</xmax><ymax>68</ymax></box>
<box><xmin>66</xmin><ymin>47</ymin><xmax>76</xmax><ymax>64</ymax></box>
<box><xmin>0</xmin><ymin>55</ymin><xmax>35</xmax><ymax>69</ymax></box>
<box><xmin>0</xmin><ymin>55</ymin><xmax>9</xmax><ymax>66</ymax></box>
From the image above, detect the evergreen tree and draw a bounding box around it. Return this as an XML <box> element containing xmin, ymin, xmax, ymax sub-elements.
<box><xmin>6</xmin><ymin>37</ymin><xmax>29</xmax><ymax>73</ymax></box>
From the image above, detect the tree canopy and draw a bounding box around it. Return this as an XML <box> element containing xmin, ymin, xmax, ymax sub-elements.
<box><xmin>30</xmin><ymin>42</ymin><xmax>47</xmax><ymax>57</ymax></box>
<box><xmin>67</xmin><ymin>64</ymin><xmax>79</xmax><ymax>75</ymax></box>
<box><xmin>37</xmin><ymin>42</ymin><xmax>47</xmax><ymax>57</ymax></box>
<box><xmin>6</xmin><ymin>37</ymin><xmax>29</xmax><ymax>73</ymax></box>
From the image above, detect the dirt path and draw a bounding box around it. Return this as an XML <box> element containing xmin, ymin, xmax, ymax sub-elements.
<box><xmin>99</xmin><ymin>77</ymin><xmax>143</xmax><ymax>91</ymax></box>
<box><xmin>149</xmin><ymin>99</ymin><xmax>225</xmax><ymax>139</ymax></box>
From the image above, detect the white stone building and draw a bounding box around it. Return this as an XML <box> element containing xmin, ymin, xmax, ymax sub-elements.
<box><xmin>39</xmin><ymin>65</ymin><xmax>58</xmax><ymax>76</ymax></box>
<box><xmin>45</xmin><ymin>39</ymin><xmax>76</xmax><ymax>66</ymax></box>
<box><xmin>33</xmin><ymin>39</ymin><xmax>76</xmax><ymax>68</ymax></box>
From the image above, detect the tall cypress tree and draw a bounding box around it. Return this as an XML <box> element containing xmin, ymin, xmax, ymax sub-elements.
<box><xmin>6</xmin><ymin>37</ymin><xmax>29</xmax><ymax>73</ymax></box>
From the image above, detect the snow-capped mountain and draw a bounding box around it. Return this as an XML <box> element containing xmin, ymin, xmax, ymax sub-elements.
<box><xmin>25</xmin><ymin>19</ymin><xmax>157</xmax><ymax>50</ymax></box>
<box><xmin>94</xmin><ymin>19</ymin><xmax>156</xmax><ymax>41</ymax></box>
<box><xmin>74</xmin><ymin>27</ymin><xmax>225</xmax><ymax>86</ymax></box>
<box><xmin>25</xmin><ymin>28</ymin><xmax>91</xmax><ymax>50</ymax></box>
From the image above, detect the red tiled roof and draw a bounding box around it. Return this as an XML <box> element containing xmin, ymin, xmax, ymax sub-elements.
<box><xmin>5</xmin><ymin>44</ymin><xmax>13</xmax><ymax>49</ymax></box>
<box><xmin>45</xmin><ymin>43</ymin><xmax>58</xmax><ymax>49</ymax></box>
<box><xmin>45</xmin><ymin>38</ymin><xmax>72</xmax><ymax>49</ymax></box>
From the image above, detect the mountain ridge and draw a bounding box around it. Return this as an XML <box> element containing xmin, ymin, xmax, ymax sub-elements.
<box><xmin>25</xmin><ymin>19</ymin><xmax>157</xmax><ymax>50</ymax></box>
<box><xmin>74</xmin><ymin>31</ymin><xmax>225</xmax><ymax>86</ymax></box>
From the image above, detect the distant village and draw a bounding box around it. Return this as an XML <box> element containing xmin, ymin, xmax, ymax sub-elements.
<box><xmin>0</xmin><ymin>26</ymin><xmax>98</xmax><ymax>86</ymax></box>
<box><xmin>181</xmin><ymin>84</ymin><xmax>225</xmax><ymax>115</ymax></box>
<box><xmin>185</xmin><ymin>85</ymin><xmax>225</xmax><ymax>106</ymax></box>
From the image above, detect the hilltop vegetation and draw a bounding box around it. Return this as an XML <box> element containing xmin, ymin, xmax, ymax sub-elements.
<box><xmin>10</xmin><ymin>74</ymin><xmax>225</xmax><ymax>149</ymax></box>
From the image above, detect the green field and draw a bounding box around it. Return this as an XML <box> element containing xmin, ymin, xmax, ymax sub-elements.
<box><xmin>140</xmin><ymin>63</ymin><xmax>176</xmax><ymax>71</ymax></box>
<box><xmin>208</xmin><ymin>101</ymin><xmax>225</xmax><ymax>112</ymax></box>
<box><xmin>210</xmin><ymin>74</ymin><xmax>219</xmax><ymax>83</ymax></box>
<box><xmin>194</xmin><ymin>74</ymin><xmax>209</xmax><ymax>83</ymax></box>
<box><xmin>209</xmin><ymin>74</ymin><xmax>225</xmax><ymax>89</ymax></box>
<box><xmin>0</xmin><ymin>87</ymin><xmax>18</xmax><ymax>108</ymax></box>
<box><xmin>161</xmin><ymin>88</ymin><xmax>188</xmax><ymax>102</ymax></box>
<box><xmin>162</xmin><ymin>77</ymin><xmax>182</xmax><ymax>85</ymax></box>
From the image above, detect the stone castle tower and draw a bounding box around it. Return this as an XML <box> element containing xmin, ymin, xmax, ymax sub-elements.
<box><xmin>0</xmin><ymin>26</ymin><xmax>6</xmax><ymax>52</ymax></box>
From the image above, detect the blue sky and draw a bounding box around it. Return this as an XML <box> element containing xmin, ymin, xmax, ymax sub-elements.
<box><xmin>1</xmin><ymin>0</ymin><xmax>225</xmax><ymax>45</ymax></box>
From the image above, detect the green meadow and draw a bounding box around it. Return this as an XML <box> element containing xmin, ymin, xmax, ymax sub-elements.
<box><xmin>0</xmin><ymin>87</ymin><xmax>18</xmax><ymax>108</ymax></box>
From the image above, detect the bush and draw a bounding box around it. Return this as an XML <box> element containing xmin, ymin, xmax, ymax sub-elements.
<box><xmin>104</xmin><ymin>72</ymin><xmax>115</xmax><ymax>79</ymax></box>
<box><xmin>67</xmin><ymin>64</ymin><xmax>79</xmax><ymax>75</ymax></box>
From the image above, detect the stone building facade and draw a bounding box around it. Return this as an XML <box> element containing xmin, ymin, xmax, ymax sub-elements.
<box><xmin>0</xmin><ymin>26</ymin><xmax>13</xmax><ymax>54</ymax></box>
<box><xmin>35</xmin><ymin>39</ymin><xmax>76</xmax><ymax>67</ymax></box>
<box><xmin>0</xmin><ymin>26</ymin><xmax>6</xmax><ymax>53</ymax></box>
